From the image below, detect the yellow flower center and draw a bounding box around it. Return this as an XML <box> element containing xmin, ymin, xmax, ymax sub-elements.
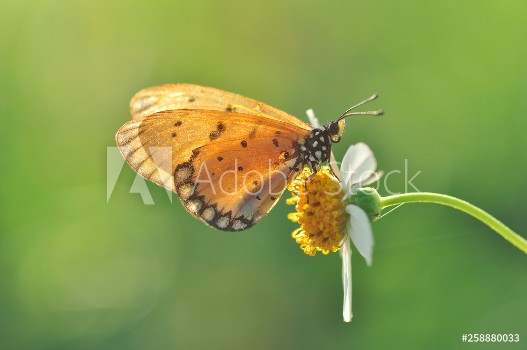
<box><xmin>287</xmin><ymin>166</ymin><xmax>347</xmax><ymax>256</ymax></box>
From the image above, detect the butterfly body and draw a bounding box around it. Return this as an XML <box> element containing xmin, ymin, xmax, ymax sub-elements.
<box><xmin>116</xmin><ymin>84</ymin><xmax>379</xmax><ymax>231</ymax></box>
<box><xmin>300</xmin><ymin>127</ymin><xmax>334</xmax><ymax>170</ymax></box>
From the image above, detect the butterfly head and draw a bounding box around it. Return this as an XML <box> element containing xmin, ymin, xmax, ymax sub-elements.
<box><xmin>328</xmin><ymin>119</ymin><xmax>346</xmax><ymax>144</ymax></box>
<box><xmin>327</xmin><ymin>93</ymin><xmax>383</xmax><ymax>144</ymax></box>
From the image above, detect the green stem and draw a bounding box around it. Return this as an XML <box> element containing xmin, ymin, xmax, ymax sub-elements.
<box><xmin>380</xmin><ymin>192</ymin><xmax>527</xmax><ymax>254</ymax></box>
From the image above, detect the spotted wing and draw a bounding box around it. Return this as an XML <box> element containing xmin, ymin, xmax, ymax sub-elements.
<box><xmin>129</xmin><ymin>84</ymin><xmax>312</xmax><ymax>131</ymax></box>
<box><xmin>115</xmin><ymin>109</ymin><xmax>309</xmax><ymax>231</ymax></box>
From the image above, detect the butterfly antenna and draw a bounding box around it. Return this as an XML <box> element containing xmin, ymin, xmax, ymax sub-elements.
<box><xmin>338</xmin><ymin>93</ymin><xmax>383</xmax><ymax>120</ymax></box>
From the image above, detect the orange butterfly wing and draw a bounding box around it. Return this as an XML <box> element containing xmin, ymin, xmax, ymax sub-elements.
<box><xmin>116</xmin><ymin>109</ymin><xmax>310</xmax><ymax>231</ymax></box>
<box><xmin>129</xmin><ymin>83</ymin><xmax>312</xmax><ymax>131</ymax></box>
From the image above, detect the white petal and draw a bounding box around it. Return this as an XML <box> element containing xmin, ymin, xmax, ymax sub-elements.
<box><xmin>329</xmin><ymin>153</ymin><xmax>341</xmax><ymax>178</ymax></box>
<box><xmin>340</xmin><ymin>143</ymin><xmax>377</xmax><ymax>191</ymax></box>
<box><xmin>306</xmin><ymin>109</ymin><xmax>321</xmax><ymax>128</ymax></box>
<box><xmin>349</xmin><ymin>171</ymin><xmax>384</xmax><ymax>195</ymax></box>
<box><xmin>346</xmin><ymin>204</ymin><xmax>374</xmax><ymax>266</ymax></box>
<box><xmin>340</xmin><ymin>238</ymin><xmax>352</xmax><ymax>322</ymax></box>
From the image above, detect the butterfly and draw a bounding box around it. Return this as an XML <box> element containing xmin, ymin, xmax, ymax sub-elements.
<box><xmin>115</xmin><ymin>84</ymin><xmax>381</xmax><ymax>231</ymax></box>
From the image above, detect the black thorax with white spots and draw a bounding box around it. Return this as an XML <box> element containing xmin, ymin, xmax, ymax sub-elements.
<box><xmin>299</xmin><ymin>127</ymin><xmax>332</xmax><ymax>171</ymax></box>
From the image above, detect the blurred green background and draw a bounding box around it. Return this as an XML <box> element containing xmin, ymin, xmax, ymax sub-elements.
<box><xmin>1</xmin><ymin>0</ymin><xmax>526</xmax><ymax>349</ymax></box>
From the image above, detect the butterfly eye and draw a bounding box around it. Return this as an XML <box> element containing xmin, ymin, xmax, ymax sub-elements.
<box><xmin>331</xmin><ymin>135</ymin><xmax>341</xmax><ymax>143</ymax></box>
<box><xmin>329</xmin><ymin>122</ymin><xmax>339</xmax><ymax>135</ymax></box>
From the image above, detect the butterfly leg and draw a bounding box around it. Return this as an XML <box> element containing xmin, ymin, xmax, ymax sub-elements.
<box><xmin>328</xmin><ymin>163</ymin><xmax>341</xmax><ymax>181</ymax></box>
<box><xmin>303</xmin><ymin>165</ymin><xmax>318</xmax><ymax>204</ymax></box>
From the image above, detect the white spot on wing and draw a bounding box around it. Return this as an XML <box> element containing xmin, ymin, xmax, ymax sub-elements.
<box><xmin>187</xmin><ymin>199</ymin><xmax>202</xmax><ymax>214</ymax></box>
<box><xmin>217</xmin><ymin>216</ymin><xmax>229</xmax><ymax>229</ymax></box>
<box><xmin>179</xmin><ymin>183</ymin><xmax>195</xmax><ymax>200</ymax></box>
<box><xmin>233</xmin><ymin>220</ymin><xmax>247</xmax><ymax>230</ymax></box>
<box><xmin>176</xmin><ymin>166</ymin><xmax>191</xmax><ymax>183</ymax></box>
<box><xmin>202</xmin><ymin>207</ymin><xmax>215</xmax><ymax>221</ymax></box>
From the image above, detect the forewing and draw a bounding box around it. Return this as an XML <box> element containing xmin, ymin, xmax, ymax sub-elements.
<box><xmin>130</xmin><ymin>84</ymin><xmax>312</xmax><ymax>131</ymax></box>
<box><xmin>116</xmin><ymin>110</ymin><xmax>308</xmax><ymax>231</ymax></box>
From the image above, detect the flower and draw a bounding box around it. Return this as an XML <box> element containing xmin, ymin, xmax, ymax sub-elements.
<box><xmin>286</xmin><ymin>109</ymin><xmax>381</xmax><ymax>322</ymax></box>
<box><xmin>286</xmin><ymin>108</ymin><xmax>527</xmax><ymax>324</ymax></box>
<box><xmin>287</xmin><ymin>166</ymin><xmax>347</xmax><ymax>256</ymax></box>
